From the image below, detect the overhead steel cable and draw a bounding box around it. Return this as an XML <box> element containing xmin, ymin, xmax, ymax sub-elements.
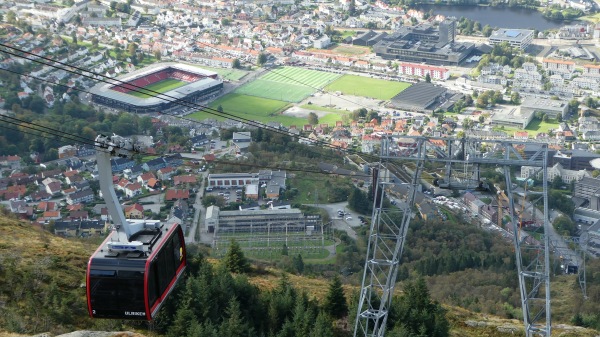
<box><xmin>0</xmin><ymin>43</ymin><xmax>343</xmax><ymax>151</ymax></box>
<box><xmin>0</xmin><ymin>120</ymin><xmax>370</xmax><ymax>179</ymax></box>
<box><xmin>0</xmin><ymin>113</ymin><xmax>98</xmax><ymax>146</ymax></box>
<box><xmin>129</xmin><ymin>8</ymin><xmax>376</xmax><ymax>111</ymax></box>
<box><xmin>0</xmin><ymin>42</ymin><xmax>380</xmax><ymax>161</ymax></box>
<box><xmin>0</xmin><ymin>115</ymin><xmax>99</xmax><ymax>148</ymax></box>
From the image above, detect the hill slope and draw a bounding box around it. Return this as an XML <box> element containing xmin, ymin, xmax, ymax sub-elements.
<box><xmin>0</xmin><ymin>215</ymin><xmax>598</xmax><ymax>336</ymax></box>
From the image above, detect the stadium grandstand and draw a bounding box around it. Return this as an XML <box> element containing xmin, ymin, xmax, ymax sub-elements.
<box><xmin>90</xmin><ymin>63</ymin><xmax>223</xmax><ymax>113</ymax></box>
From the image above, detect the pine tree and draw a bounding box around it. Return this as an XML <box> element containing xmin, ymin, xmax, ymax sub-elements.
<box><xmin>324</xmin><ymin>275</ymin><xmax>348</xmax><ymax>319</ymax></box>
<box><xmin>292</xmin><ymin>254</ymin><xmax>304</xmax><ymax>274</ymax></box>
<box><xmin>312</xmin><ymin>311</ymin><xmax>334</xmax><ymax>337</ymax></box>
<box><xmin>224</xmin><ymin>239</ymin><xmax>249</xmax><ymax>273</ymax></box>
<box><xmin>389</xmin><ymin>277</ymin><xmax>449</xmax><ymax>337</ymax></box>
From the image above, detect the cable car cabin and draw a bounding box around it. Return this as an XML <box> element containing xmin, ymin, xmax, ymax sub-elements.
<box><xmin>86</xmin><ymin>221</ymin><xmax>186</xmax><ymax>320</ymax></box>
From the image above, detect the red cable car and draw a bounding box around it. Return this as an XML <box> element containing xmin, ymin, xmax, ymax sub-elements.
<box><xmin>86</xmin><ymin>135</ymin><xmax>187</xmax><ymax>320</ymax></box>
<box><xmin>86</xmin><ymin>221</ymin><xmax>186</xmax><ymax>320</ymax></box>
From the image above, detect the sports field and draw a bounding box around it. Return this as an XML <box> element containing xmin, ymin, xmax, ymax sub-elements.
<box><xmin>325</xmin><ymin>75</ymin><xmax>412</xmax><ymax>100</ymax></box>
<box><xmin>191</xmin><ymin>64</ymin><xmax>247</xmax><ymax>81</ymax></box>
<box><xmin>189</xmin><ymin>93</ymin><xmax>305</xmax><ymax>125</ymax></box>
<box><xmin>126</xmin><ymin>78</ymin><xmax>187</xmax><ymax>98</ymax></box>
<box><xmin>234</xmin><ymin>67</ymin><xmax>340</xmax><ymax>103</ymax></box>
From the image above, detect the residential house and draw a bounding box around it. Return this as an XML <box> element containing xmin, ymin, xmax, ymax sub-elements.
<box><xmin>45</xmin><ymin>181</ymin><xmax>62</xmax><ymax>196</ymax></box>
<box><xmin>69</xmin><ymin>210</ymin><xmax>89</xmax><ymax>220</ymax></box>
<box><xmin>157</xmin><ymin>166</ymin><xmax>176</xmax><ymax>180</ymax></box>
<box><xmin>67</xmin><ymin>189</ymin><xmax>94</xmax><ymax>205</ymax></box>
<box><xmin>110</xmin><ymin>157</ymin><xmax>135</xmax><ymax>173</ymax></box>
<box><xmin>174</xmin><ymin>175</ymin><xmax>197</xmax><ymax>186</ymax></box>
<box><xmin>514</xmin><ymin>131</ymin><xmax>529</xmax><ymax>140</ymax></box>
<box><xmin>124</xmin><ymin>182</ymin><xmax>143</xmax><ymax>198</ymax></box>
<box><xmin>137</xmin><ymin>172</ymin><xmax>156</xmax><ymax>186</ymax></box>
<box><xmin>165</xmin><ymin>189</ymin><xmax>190</xmax><ymax>201</ymax></box>
<box><xmin>43</xmin><ymin>211</ymin><xmax>62</xmax><ymax>221</ymax></box>
<box><xmin>463</xmin><ymin>192</ymin><xmax>485</xmax><ymax>215</ymax></box>
<box><xmin>125</xmin><ymin>203</ymin><xmax>144</xmax><ymax>219</ymax></box>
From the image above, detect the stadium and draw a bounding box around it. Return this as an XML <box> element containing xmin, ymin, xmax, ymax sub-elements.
<box><xmin>90</xmin><ymin>63</ymin><xmax>223</xmax><ymax>113</ymax></box>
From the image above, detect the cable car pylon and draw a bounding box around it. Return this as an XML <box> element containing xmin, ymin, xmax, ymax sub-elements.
<box><xmin>353</xmin><ymin>136</ymin><xmax>553</xmax><ymax>337</ymax></box>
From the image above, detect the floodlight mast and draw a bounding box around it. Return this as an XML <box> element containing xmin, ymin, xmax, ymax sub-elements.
<box><xmin>94</xmin><ymin>134</ymin><xmax>144</xmax><ymax>241</ymax></box>
<box><xmin>354</xmin><ymin>136</ymin><xmax>552</xmax><ymax>337</ymax></box>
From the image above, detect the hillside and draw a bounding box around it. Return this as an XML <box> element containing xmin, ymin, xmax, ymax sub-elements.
<box><xmin>0</xmin><ymin>214</ymin><xmax>599</xmax><ymax>337</ymax></box>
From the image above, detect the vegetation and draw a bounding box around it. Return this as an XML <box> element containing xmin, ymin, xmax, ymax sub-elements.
<box><xmin>189</xmin><ymin>93</ymin><xmax>294</xmax><ymax>125</ymax></box>
<box><xmin>325</xmin><ymin>74</ymin><xmax>411</xmax><ymax>100</ymax></box>
<box><xmin>235</xmin><ymin>66</ymin><xmax>340</xmax><ymax>103</ymax></box>
<box><xmin>126</xmin><ymin>78</ymin><xmax>187</xmax><ymax>98</ymax></box>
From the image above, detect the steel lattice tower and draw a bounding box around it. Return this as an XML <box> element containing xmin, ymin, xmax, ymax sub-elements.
<box><xmin>354</xmin><ymin>136</ymin><xmax>552</xmax><ymax>337</ymax></box>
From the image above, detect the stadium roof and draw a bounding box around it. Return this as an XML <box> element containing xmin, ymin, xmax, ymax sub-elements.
<box><xmin>89</xmin><ymin>62</ymin><xmax>222</xmax><ymax>107</ymax></box>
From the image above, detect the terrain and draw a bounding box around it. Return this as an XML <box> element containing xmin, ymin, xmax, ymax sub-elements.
<box><xmin>1</xmin><ymin>208</ymin><xmax>600</xmax><ymax>336</ymax></box>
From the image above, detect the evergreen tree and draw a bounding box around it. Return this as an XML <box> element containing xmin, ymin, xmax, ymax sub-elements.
<box><xmin>224</xmin><ymin>239</ymin><xmax>250</xmax><ymax>273</ymax></box>
<box><xmin>292</xmin><ymin>254</ymin><xmax>304</xmax><ymax>274</ymax></box>
<box><xmin>312</xmin><ymin>311</ymin><xmax>334</xmax><ymax>337</ymax></box>
<box><xmin>389</xmin><ymin>278</ymin><xmax>449</xmax><ymax>337</ymax></box>
<box><xmin>425</xmin><ymin>73</ymin><xmax>431</xmax><ymax>83</ymax></box>
<box><xmin>281</xmin><ymin>243</ymin><xmax>289</xmax><ymax>256</ymax></box>
<box><xmin>324</xmin><ymin>275</ymin><xmax>348</xmax><ymax>319</ymax></box>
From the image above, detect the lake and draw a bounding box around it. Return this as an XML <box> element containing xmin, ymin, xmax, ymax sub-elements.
<box><xmin>415</xmin><ymin>4</ymin><xmax>566</xmax><ymax>31</ymax></box>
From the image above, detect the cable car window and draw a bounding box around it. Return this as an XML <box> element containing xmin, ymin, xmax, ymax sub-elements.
<box><xmin>157</xmin><ymin>246</ymin><xmax>174</xmax><ymax>294</ymax></box>
<box><xmin>89</xmin><ymin>269</ymin><xmax>119</xmax><ymax>310</ymax></box>
<box><xmin>147</xmin><ymin>261</ymin><xmax>159</xmax><ymax>308</ymax></box>
<box><xmin>172</xmin><ymin>232</ymin><xmax>182</xmax><ymax>266</ymax></box>
<box><xmin>117</xmin><ymin>270</ymin><xmax>145</xmax><ymax>312</ymax></box>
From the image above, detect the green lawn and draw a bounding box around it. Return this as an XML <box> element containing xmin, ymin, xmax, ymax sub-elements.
<box><xmin>189</xmin><ymin>64</ymin><xmax>248</xmax><ymax>81</ymax></box>
<box><xmin>235</xmin><ymin>67</ymin><xmax>341</xmax><ymax>103</ymax></box>
<box><xmin>325</xmin><ymin>75</ymin><xmax>412</xmax><ymax>100</ymax></box>
<box><xmin>188</xmin><ymin>93</ymin><xmax>302</xmax><ymax>125</ymax></box>
<box><xmin>493</xmin><ymin>118</ymin><xmax>560</xmax><ymax>137</ymax></box>
<box><xmin>299</xmin><ymin>104</ymin><xmax>351</xmax><ymax>126</ymax></box>
<box><xmin>126</xmin><ymin>78</ymin><xmax>187</xmax><ymax>98</ymax></box>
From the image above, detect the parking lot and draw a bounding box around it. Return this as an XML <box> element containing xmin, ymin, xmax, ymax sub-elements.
<box><xmin>205</xmin><ymin>186</ymin><xmax>243</xmax><ymax>204</ymax></box>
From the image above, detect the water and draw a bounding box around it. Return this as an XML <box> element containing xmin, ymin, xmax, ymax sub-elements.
<box><xmin>415</xmin><ymin>4</ymin><xmax>566</xmax><ymax>31</ymax></box>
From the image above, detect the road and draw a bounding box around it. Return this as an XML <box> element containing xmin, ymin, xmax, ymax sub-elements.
<box><xmin>519</xmin><ymin>197</ymin><xmax>582</xmax><ymax>268</ymax></box>
<box><xmin>304</xmin><ymin>201</ymin><xmax>365</xmax><ymax>240</ymax></box>
<box><xmin>547</xmin><ymin>208</ymin><xmax>583</xmax><ymax>268</ymax></box>
<box><xmin>186</xmin><ymin>170</ymin><xmax>208</xmax><ymax>244</ymax></box>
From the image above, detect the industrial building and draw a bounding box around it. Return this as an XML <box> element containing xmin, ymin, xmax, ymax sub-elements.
<box><xmin>489</xmin><ymin>29</ymin><xmax>534</xmax><ymax>50</ymax></box>
<box><xmin>390</xmin><ymin>82</ymin><xmax>453</xmax><ymax>113</ymax></box>
<box><xmin>520</xmin><ymin>97</ymin><xmax>569</xmax><ymax>119</ymax></box>
<box><xmin>372</xmin><ymin>19</ymin><xmax>475</xmax><ymax>66</ymax></box>
<box><xmin>491</xmin><ymin>106</ymin><xmax>535</xmax><ymax>129</ymax></box>
<box><xmin>204</xmin><ymin>206</ymin><xmax>321</xmax><ymax>234</ymax></box>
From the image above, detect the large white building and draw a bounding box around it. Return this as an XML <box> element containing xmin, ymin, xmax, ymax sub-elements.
<box><xmin>520</xmin><ymin>97</ymin><xmax>569</xmax><ymax>119</ymax></box>
<box><xmin>543</xmin><ymin>58</ymin><xmax>575</xmax><ymax>79</ymax></box>
<box><xmin>397</xmin><ymin>62</ymin><xmax>450</xmax><ymax>80</ymax></box>
<box><xmin>489</xmin><ymin>29</ymin><xmax>534</xmax><ymax>50</ymax></box>
<box><xmin>521</xmin><ymin>163</ymin><xmax>590</xmax><ymax>183</ymax></box>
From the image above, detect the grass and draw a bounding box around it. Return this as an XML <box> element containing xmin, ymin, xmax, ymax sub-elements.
<box><xmin>298</xmin><ymin>104</ymin><xmax>351</xmax><ymax>126</ymax></box>
<box><xmin>125</xmin><ymin>78</ymin><xmax>187</xmax><ymax>98</ymax></box>
<box><xmin>188</xmin><ymin>93</ymin><xmax>302</xmax><ymax>125</ymax></box>
<box><xmin>582</xmin><ymin>12</ymin><xmax>600</xmax><ymax>22</ymax></box>
<box><xmin>325</xmin><ymin>74</ymin><xmax>411</xmax><ymax>100</ymax></box>
<box><xmin>493</xmin><ymin>118</ymin><xmax>560</xmax><ymax>137</ymax></box>
<box><xmin>189</xmin><ymin>64</ymin><xmax>247</xmax><ymax>81</ymax></box>
<box><xmin>235</xmin><ymin>66</ymin><xmax>341</xmax><ymax>103</ymax></box>
<box><xmin>331</xmin><ymin>44</ymin><xmax>370</xmax><ymax>56</ymax></box>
